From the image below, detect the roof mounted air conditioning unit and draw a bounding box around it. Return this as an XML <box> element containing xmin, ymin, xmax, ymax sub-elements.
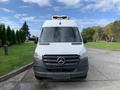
<box><xmin>52</xmin><ymin>15</ymin><xmax>70</xmax><ymax>20</ymax></box>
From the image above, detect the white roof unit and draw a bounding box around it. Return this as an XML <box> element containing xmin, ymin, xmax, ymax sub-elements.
<box><xmin>52</xmin><ymin>15</ymin><xmax>70</xmax><ymax>20</ymax></box>
<box><xmin>42</xmin><ymin>15</ymin><xmax>77</xmax><ymax>27</ymax></box>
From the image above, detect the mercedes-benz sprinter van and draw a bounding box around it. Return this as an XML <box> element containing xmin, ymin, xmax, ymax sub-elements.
<box><xmin>33</xmin><ymin>16</ymin><xmax>88</xmax><ymax>80</ymax></box>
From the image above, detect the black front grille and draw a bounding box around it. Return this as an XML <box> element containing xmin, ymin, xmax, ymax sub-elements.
<box><xmin>43</xmin><ymin>55</ymin><xmax>80</xmax><ymax>72</ymax></box>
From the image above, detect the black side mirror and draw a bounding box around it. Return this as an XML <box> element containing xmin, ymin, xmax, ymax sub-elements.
<box><xmin>83</xmin><ymin>38</ymin><xmax>87</xmax><ymax>43</ymax></box>
<box><xmin>34</xmin><ymin>37</ymin><xmax>38</xmax><ymax>44</ymax></box>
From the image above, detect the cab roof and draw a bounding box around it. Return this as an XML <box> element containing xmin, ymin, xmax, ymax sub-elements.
<box><xmin>42</xmin><ymin>20</ymin><xmax>78</xmax><ymax>27</ymax></box>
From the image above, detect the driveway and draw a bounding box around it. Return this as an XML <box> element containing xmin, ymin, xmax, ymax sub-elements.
<box><xmin>0</xmin><ymin>48</ymin><xmax>120</xmax><ymax>90</ymax></box>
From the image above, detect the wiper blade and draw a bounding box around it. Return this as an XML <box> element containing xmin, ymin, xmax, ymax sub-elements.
<box><xmin>39</xmin><ymin>42</ymin><xmax>50</xmax><ymax>45</ymax></box>
<box><xmin>71</xmin><ymin>42</ymin><xmax>82</xmax><ymax>45</ymax></box>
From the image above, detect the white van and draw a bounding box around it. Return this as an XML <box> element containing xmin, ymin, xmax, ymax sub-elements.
<box><xmin>33</xmin><ymin>16</ymin><xmax>88</xmax><ymax>80</ymax></box>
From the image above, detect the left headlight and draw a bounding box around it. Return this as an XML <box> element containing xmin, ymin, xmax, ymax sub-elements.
<box><xmin>80</xmin><ymin>52</ymin><xmax>88</xmax><ymax>59</ymax></box>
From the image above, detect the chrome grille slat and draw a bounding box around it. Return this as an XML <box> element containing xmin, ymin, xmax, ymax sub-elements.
<box><xmin>43</xmin><ymin>54</ymin><xmax>80</xmax><ymax>72</ymax></box>
<box><xmin>45</xmin><ymin>62</ymin><xmax>78</xmax><ymax>66</ymax></box>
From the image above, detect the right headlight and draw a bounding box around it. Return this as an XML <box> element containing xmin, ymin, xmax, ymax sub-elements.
<box><xmin>34</xmin><ymin>52</ymin><xmax>38</xmax><ymax>58</ymax></box>
<box><xmin>34</xmin><ymin>52</ymin><xmax>42</xmax><ymax>60</ymax></box>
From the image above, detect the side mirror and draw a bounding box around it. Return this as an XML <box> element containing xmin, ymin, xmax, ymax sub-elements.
<box><xmin>34</xmin><ymin>37</ymin><xmax>38</xmax><ymax>44</ymax></box>
<box><xmin>83</xmin><ymin>38</ymin><xmax>87</xmax><ymax>43</ymax></box>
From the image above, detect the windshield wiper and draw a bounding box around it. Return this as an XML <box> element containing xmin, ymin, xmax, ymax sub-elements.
<box><xmin>71</xmin><ymin>42</ymin><xmax>82</xmax><ymax>45</ymax></box>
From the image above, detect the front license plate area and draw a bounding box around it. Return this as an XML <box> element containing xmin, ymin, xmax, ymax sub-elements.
<box><xmin>53</xmin><ymin>74</ymin><xmax>70</xmax><ymax>80</ymax></box>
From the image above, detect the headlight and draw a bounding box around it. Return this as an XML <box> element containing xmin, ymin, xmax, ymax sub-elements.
<box><xmin>34</xmin><ymin>52</ymin><xmax>42</xmax><ymax>60</ymax></box>
<box><xmin>34</xmin><ymin>53</ymin><xmax>38</xmax><ymax>58</ymax></box>
<box><xmin>80</xmin><ymin>52</ymin><xmax>87</xmax><ymax>59</ymax></box>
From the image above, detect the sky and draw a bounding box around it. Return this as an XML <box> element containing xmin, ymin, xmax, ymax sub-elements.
<box><xmin>0</xmin><ymin>0</ymin><xmax>120</xmax><ymax>36</ymax></box>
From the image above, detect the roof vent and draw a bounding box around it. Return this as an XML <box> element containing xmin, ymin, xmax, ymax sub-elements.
<box><xmin>52</xmin><ymin>15</ymin><xmax>69</xmax><ymax>20</ymax></box>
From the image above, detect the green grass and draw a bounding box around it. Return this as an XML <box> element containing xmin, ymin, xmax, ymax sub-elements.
<box><xmin>0</xmin><ymin>42</ymin><xmax>36</xmax><ymax>76</ymax></box>
<box><xmin>85</xmin><ymin>41</ymin><xmax>120</xmax><ymax>50</ymax></box>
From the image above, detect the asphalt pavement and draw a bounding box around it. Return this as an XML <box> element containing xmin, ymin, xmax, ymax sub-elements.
<box><xmin>0</xmin><ymin>48</ymin><xmax>120</xmax><ymax>90</ymax></box>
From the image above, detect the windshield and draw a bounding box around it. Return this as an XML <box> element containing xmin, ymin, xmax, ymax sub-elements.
<box><xmin>39</xmin><ymin>27</ymin><xmax>82</xmax><ymax>42</ymax></box>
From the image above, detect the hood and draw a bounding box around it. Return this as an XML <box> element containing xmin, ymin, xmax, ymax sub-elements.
<box><xmin>35</xmin><ymin>43</ymin><xmax>86</xmax><ymax>56</ymax></box>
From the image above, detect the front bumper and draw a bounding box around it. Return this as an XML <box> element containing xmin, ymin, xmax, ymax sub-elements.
<box><xmin>34</xmin><ymin>71</ymin><xmax>87</xmax><ymax>79</ymax></box>
<box><xmin>33</xmin><ymin>57</ymin><xmax>89</xmax><ymax>79</ymax></box>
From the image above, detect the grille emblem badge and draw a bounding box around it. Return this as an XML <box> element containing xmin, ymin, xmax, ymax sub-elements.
<box><xmin>57</xmin><ymin>56</ymin><xmax>65</xmax><ymax>65</ymax></box>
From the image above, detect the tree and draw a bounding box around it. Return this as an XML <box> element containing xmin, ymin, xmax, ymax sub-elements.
<box><xmin>0</xmin><ymin>23</ymin><xmax>31</xmax><ymax>46</ymax></box>
<box><xmin>19</xmin><ymin>30</ymin><xmax>24</xmax><ymax>43</ymax></box>
<box><xmin>82</xmin><ymin>27</ymin><xmax>95</xmax><ymax>42</ymax></box>
<box><xmin>103</xmin><ymin>21</ymin><xmax>120</xmax><ymax>42</ymax></box>
<box><xmin>6</xmin><ymin>26</ymin><xmax>12</xmax><ymax>45</ymax></box>
<box><xmin>112</xmin><ymin>21</ymin><xmax>120</xmax><ymax>42</ymax></box>
<box><xmin>20</xmin><ymin>21</ymin><xmax>30</xmax><ymax>41</ymax></box>
<box><xmin>16</xmin><ymin>30</ymin><xmax>21</xmax><ymax>44</ymax></box>
<box><xmin>82</xmin><ymin>26</ymin><xmax>105</xmax><ymax>42</ymax></box>
<box><xmin>82</xmin><ymin>19</ymin><xmax>120</xmax><ymax>42</ymax></box>
<box><xmin>93</xmin><ymin>26</ymin><xmax>104</xmax><ymax>41</ymax></box>
<box><xmin>11</xmin><ymin>30</ymin><xmax>16</xmax><ymax>44</ymax></box>
<box><xmin>0</xmin><ymin>24</ymin><xmax>7</xmax><ymax>45</ymax></box>
<box><xmin>0</xmin><ymin>25</ymin><xmax>2</xmax><ymax>46</ymax></box>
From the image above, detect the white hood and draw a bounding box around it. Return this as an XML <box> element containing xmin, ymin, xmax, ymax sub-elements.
<box><xmin>35</xmin><ymin>43</ymin><xmax>86</xmax><ymax>56</ymax></box>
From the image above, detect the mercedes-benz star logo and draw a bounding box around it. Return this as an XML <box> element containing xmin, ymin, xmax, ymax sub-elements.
<box><xmin>57</xmin><ymin>56</ymin><xmax>65</xmax><ymax>65</ymax></box>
